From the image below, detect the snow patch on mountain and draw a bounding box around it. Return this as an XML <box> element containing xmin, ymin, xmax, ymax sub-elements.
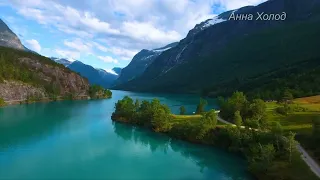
<box><xmin>152</xmin><ymin>47</ymin><xmax>172</xmax><ymax>53</ymax></box>
<box><xmin>202</xmin><ymin>17</ymin><xmax>226</xmax><ymax>29</ymax></box>
<box><xmin>104</xmin><ymin>69</ymin><xmax>118</xmax><ymax>76</ymax></box>
<box><xmin>141</xmin><ymin>54</ymin><xmax>155</xmax><ymax>61</ymax></box>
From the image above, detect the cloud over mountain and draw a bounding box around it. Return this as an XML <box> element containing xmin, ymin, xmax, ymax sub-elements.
<box><xmin>2</xmin><ymin>0</ymin><xmax>266</xmax><ymax>69</ymax></box>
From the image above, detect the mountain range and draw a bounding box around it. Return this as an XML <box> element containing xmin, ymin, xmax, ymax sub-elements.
<box><xmin>113</xmin><ymin>0</ymin><xmax>320</xmax><ymax>98</ymax></box>
<box><xmin>1</xmin><ymin>0</ymin><xmax>320</xmax><ymax>100</ymax></box>
<box><xmin>0</xmin><ymin>18</ymin><xmax>121</xmax><ymax>90</ymax></box>
<box><xmin>51</xmin><ymin>58</ymin><xmax>120</xmax><ymax>88</ymax></box>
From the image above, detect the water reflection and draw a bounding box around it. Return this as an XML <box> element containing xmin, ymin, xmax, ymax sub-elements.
<box><xmin>113</xmin><ymin>122</ymin><xmax>252</xmax><ymax>180</ymax></box>
<box><xmin>0</xmin><ymin>91</ymin><xmax>251</xmax><ymax>180</ymax></box>
<box><xmin>112</xmin><ymin>90</ymin><xmax>219</xmax><ymax>115</ymax></box>
<box><xmin>0</xmin><ymin>101</ymin><xmax>89</xmax><ymax>148</ymax></box>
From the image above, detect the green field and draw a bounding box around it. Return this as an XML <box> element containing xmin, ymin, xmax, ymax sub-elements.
<box><xmin>266</xmin><ymin>96</ymin><xmax>320</xmax><ymax>164</ymax></box>
<box><xmin>266</xmin><ymin>97</ymin><xmax>319</xmax><ymax>134</ymax></box>
<box><xmin>294</xmin><ymin>95</ymin><xmax>320</xmax><ymax>112</ymax></box>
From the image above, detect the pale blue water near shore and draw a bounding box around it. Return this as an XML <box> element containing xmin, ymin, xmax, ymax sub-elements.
<box><xmin>0</xmin><ymin>90</ymin><xmax>252</xmax><ymax>180</ymax></box>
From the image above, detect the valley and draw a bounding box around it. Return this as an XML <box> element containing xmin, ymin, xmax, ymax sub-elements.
<box><xmin>0</xmin><ymin>0</ymin><xmax>320</xmax><ymax>179</ymax></box>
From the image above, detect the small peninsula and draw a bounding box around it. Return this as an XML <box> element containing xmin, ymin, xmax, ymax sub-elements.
<box><xmin>111</xmin><ymin>92</ymin><xmax>320</xmax><ymax>180</ymax></box>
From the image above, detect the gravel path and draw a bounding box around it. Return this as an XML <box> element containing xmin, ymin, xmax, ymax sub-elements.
<box><xmin>297</xmin><ymin>144</ymin><xmax>320</xmax><ymax>177</ymax></box>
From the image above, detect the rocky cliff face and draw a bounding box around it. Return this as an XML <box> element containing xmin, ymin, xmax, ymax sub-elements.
<box><xmin>19</xmin><ymin>57</ymin><xmax>89</xmax><ymax>96</ymax></box>
<box><xmin>0</xmin><ymin>47</ymin><xmax>90</xmax><ymax>103</ymax></box>
<box><xmin>0</xmin><ymin>81</ymin><xmax>46</xmax><ymax>104</ymax></box>
<box><xmin>0</xmin><ymin>19</ymin><xmax>90</xmax><ymax>104</ymax></box>
<box><xmin>0</xmin><ymin>19</ymin><xmax>25</xmax><ymax>50</ymax></box>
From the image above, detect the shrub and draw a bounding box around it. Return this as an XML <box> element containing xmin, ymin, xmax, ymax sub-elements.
<box><xmin>0</xmin><ymin>97</ymin><xmax>6</xmax><ymax>106</ymax></box>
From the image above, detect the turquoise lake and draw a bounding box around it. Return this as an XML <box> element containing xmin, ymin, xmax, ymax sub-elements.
<box><xmin>0</xmin><ymin>90</ymin><xmax>252</xmax><ymax>180</ymax></box>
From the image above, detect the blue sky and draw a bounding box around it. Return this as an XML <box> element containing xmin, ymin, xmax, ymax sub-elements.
<box><xmin>0</xmin><ymin>0</ymin><xmax>265</xmax><ymax>72</ymax></box>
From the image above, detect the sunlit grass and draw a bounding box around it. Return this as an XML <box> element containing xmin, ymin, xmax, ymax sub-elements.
<box><xmin>266</xmin><ymin>96</ymin><xmax>320</xmax><ymax>134</ymax></box>
<box><xmin>171</xmin><ymin>114</ymin><xmax>226</xmax><ymax>127</ymax></box>
<box><xmin>294</xmin><ymin>95</ymin><xmax>320</xmax><ymax>112</ymax></box>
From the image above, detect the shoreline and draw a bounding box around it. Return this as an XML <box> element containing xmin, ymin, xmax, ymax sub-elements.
<box><xmin>111</xmin><ymin>114</ymin><xmax>320</xmax><ymax>180</ymax></box>
<box><xmin>1</xmin><ymin>95</ymin><xmax>111</xmax><ymax>107</ymax></box>
<box><xmin>111</xmin><ymin>116</ymin><xmax>241</xmax><ymax>154</ymax></box>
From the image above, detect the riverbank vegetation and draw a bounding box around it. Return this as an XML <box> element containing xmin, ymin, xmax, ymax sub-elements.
<box><xmin>89</xmin><ymin>85</ymin><xmax>112</xmax><ymax>99</ymax></box>
<box><xmin>264</xmin><ymin>96</ymin><xmax>320</xmax><ymax>164</ymax></box>
<box><xmin>112</xmin><ymin>94</ymin><xmax>319</xmax><ymax>180</ymax></box>
<box><xmin>0</xmin><ymin>97</ymin><xmax>5</xmax><ymax>106</ymax></box>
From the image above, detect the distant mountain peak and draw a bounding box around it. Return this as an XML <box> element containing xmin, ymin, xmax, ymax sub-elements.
<box><xmin>112</xmin><ymin>67</ymin><xmax>122</xmax><ymax>75</ymax></box>
<box><xmin>201</xmin><ymin>16</ymin><xmax>227</xmax><ymax>29</ymax></box>
<box><xmin>104</xmin><ymin>69</ymin><xmax>118</xmax><ymax>75</ymax></box>
<box><xmin>68</xmin><ymin>61</ymin><xmax>118</xmax><ymax>88</ymax></box>
<box><xmin>50</xmin><ymin>57</ymin><xmax>72</xmax><ymax>67</ymax></box>
<box><xmin>152</xmin><ymin>42</ymin><xmax>179</xmax><ymax>52</ymax></box>
<box><xmin>0</xmin><ymin>18</ymin><xmax>26</xmax><ymax>50</ymax></box>
<box><xmin>114</xmin><ymin>42</ymin><xmax>178</xmax><ymax>85</ymax></box>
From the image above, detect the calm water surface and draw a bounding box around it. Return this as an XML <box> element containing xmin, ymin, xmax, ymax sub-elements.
<box><xmin>0</xmin><ymin>90</ymin><xmax>252</xmax><ymax>180</ymax></box>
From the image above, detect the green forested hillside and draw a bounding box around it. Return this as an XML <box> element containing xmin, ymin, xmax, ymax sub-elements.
<box><xmin>204</xmin><ymin>57</ymin><xmax>320</xmax><ymax>100</ymax></box>
<box><xmin>0</xmin><ymin>47</ymin><xmax>67</xmax><ymax>94</ymax></box>
<box><xmin>0</xmin><ymin>46</ymin><xmax>89</xmax><ymax>100</ymax></box>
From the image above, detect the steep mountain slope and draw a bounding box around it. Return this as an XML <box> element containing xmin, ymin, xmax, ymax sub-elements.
<box><xmin>0</xmin><ymin>19</ymin><xmax>25</xmax><ymax>51</ymax></box>
<box><xmin>68</xmin><ymin>61</ymin><xmax>117</xmax><ymax>88</ymax></box>
<box><xmin>51</xmin><ymin>57</ymin><xmax>72</xmax><ymax>67</ymax></box>
<box><xmin>112</xmin><ymin>67</ymin><xmax>122</xmax><ymax>75</ymax></box>
<box><xmin>0</xmin><ymin>46</ymin><xmax>90</xmax><ymax>103</ymax></box>
<box><xmin>114</xmin><ymin>42</ymin><xmax>178</xmax><ymax>85</ymax></box>
<box><xmin>114</xmin><ymin>0</ymin><xmax>320</xmax><ymax>96</ymax></box>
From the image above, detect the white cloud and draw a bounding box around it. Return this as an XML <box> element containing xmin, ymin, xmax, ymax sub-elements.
<box><xmin>55</xmin><ymin>49</ymin><xmax>80</xmax><ymax>59</ymax></box>
<box><xmin>215</xmin><ymin>0</ymin><xmax>267</xmax><ymax>10</ymax></box>
<box><xmin>91</xmin><ymin>42</ymin><xmax>137</xmax><ymax>60</ymax></box>
<box><xmin>106</xmin><ymin>47</ymin><xmax>138</xmax><ymax>61</ymax></box>
<box><xmin>13</xmin><ymin>1</ymin><xmax>119</xmax><ymax>37</ymax></box>
<box><xmin>121</xmin><ymin>21</ymin><xmax>182</xmax><ymax>44</ymax></box>
<box><xmin>64</xmin><ymin>39</ymin><xmax>92</xmax><ymax>53</ymax></box>
<box><xmin>93</xmin><ymin>42</ymin><xmax>109</xmax><ymax>52</ymax></box>
<box><xmin>81</xmin><ymin>12</ymin><xmax>120</xmax><ymax>34</ymax></box>
<box><xmin>97</xmin><ymin>56</ymin><xmax>119</xmax><ymax>64</ymax></box>
<box><xmin>25</xmin><ymin>39</ymin><xmax>41</xmax><ymax>52</ymax></box>
<box><xmin>93</xmin><ymin>42</ymin><xmax>138</xmax><ymax>60</ymax></box>
<box><xmin>7</xmin><ymin>0</ymin><xmax>267</xmax><ymax>66</ymax></box>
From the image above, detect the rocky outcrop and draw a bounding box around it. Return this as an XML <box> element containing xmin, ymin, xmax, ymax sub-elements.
<box><xmin>0</xmin><ymin>81</ymin><xmax>46</xmax><ymax>104</ymax></box>
<box><xmin>0</xmin><ymin>47</ymin><xmax>90</xmax><ymax>105</ymax></box>
<box><xmin>18</xmin><ymin>57</ymin><xmax>89</xmax><ymax>96</ymax></box>
<box><xmin>0</xmin><ymin>19</ymin><xmax>25</xmax><ymax>50</ymax></box>
<box><xmin>0</xmin><ymin>19</ymin><xmax>91</xmax><ymax>105</ymax></box>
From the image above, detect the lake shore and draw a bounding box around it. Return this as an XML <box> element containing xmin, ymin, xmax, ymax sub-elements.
<box><xmin>0</xmin><ymin>90</ymin><xmax>251</xmax><ymax>180</ymax></box>
<box><xmin>111</xmin><ymin>95</ymin><xmax>320</xmax><ymax>180</ymax></box>
<box><xmin>1</xmin><ymin>95</ymin><xmax>112</xmax><ymax>107</ymax></box>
